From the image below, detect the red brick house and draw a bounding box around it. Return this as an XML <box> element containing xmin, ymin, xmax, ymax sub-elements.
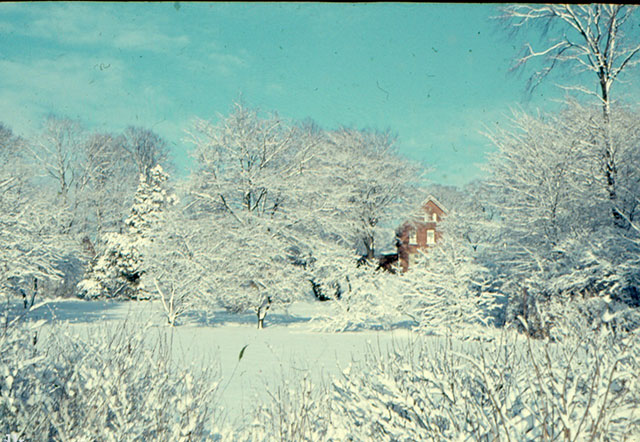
<box><xmin>396</xmin><ymin>195</ymin><xmax>447</xmax><ymax>271</ymax></box>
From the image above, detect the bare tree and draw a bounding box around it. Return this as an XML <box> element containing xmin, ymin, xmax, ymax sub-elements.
<box><xmin>122</xmin><ymin>126</ymin><xmax>169</xmax><ymax>181</ymax></box>
<box><xmin>501</xmin><ymin>4</ymin><xmax>640</xmax><ymax>226</ymax></box>
<box><xmin>502</xmin><ymin>4</ymin><xmax>640</xmax><ymax>115</ymax></box>
<box><xmin>76</xmin><ymin>132</ymin><xmax>139</xmax><ymax>236</ymax></box>
<box><xmin>29</xmin><ymin>118</ymin><xmax>144</xmax><ymax>240</ymax></box>
<box><xmin>31</xmin><ymin>115</ymin><xmax>84</xmax><ymax>198</ymax></box>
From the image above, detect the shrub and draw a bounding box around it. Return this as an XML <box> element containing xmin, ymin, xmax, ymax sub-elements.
<box><xmin>0</xmin><ymin>315</ymin><xmax>223</xmax><ymax>441</ymax></box>
<box><xmin>249</xmin><ymin>326</ymin><xmax>640</xmax><ymax>440</ymax></box>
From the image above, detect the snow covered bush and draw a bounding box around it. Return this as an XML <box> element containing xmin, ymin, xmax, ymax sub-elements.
<box><xmin>311</xmin><ymin>264</ymin><xmax>410</xmax><ymax>332</ymax></box>
<box><xmin>0</xmin><ymin>314</ymin><xmax>222</xmax><ymax>441</ymax></box>
<box><xmin>248</xmin><ymin>325</ymin><xmax>640</xmax><ymax>440</ymax></box>
<box><xmin>241</xmin><ymin>373</ymin><xmax>333</xmax><ymax>441</ymax></box>
<box><xmin>78</xmin><ymin>164</ymin><xmax>176</xmax><ymax>300</ymax></box>
<box><xmin>242</xmin><ymin>320</ymin><xmax>640</xmax><ymax>441</ymax></box>
<box><xmin>329</xmin><ymin>328</ymin><xmax>640</xmax><ymax>440</ymax></box>
<box><xmin>0</xmin><ymin>315</ymin><xmax>48</xmax><ymax>439</ymax></box>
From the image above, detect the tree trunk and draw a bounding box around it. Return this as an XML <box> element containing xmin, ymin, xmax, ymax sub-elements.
<box><xmin>601</xmin><ymin>82</ymin><xmax>626</xmax><ymax>229</ymax></box>
<box><xmin>364</xmin><ymin>234</ymin><xmax>375</xmax><ymax>260</ymax></box>
<box><xmin>30</xmin><ymin>277</ymin><xmax>38</xmax><ymax>309</ymax></box>
<box><xmin>256</xmin><ymin>296</ymin><xmax>271</xmax><ymax>329</ymax></box>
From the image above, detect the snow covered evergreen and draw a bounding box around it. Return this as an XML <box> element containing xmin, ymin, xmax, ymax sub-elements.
<box><xmin>77</xmin><ymin>165</ymin><xmax>176</xmax><ymax>300</ymax></box>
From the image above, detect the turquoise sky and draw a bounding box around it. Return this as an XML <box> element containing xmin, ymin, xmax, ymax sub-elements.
<box><xmin>2</xmin><ymin>3</ymin><xmax>638</xmax><ymax>186</ymax></box>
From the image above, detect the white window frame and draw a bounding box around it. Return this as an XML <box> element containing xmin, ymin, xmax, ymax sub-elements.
<box><xmin>432</xmin><ymin>212</ymin><xmax>438</xmax><ymax>222</ymax></box>
<box><xmin>426</xmin><ymin>229</ymin><xmax>435</xmax><ymax>245</ymax></box>
<box><xmin>409</xmin><ymin>231</ymin><xmax>417</xmax><ymax>245</ymax></box>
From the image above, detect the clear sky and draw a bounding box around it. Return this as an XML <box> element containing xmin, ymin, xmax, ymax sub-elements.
<box><xmin>2</xmin><ymin>3</ymin><xmax>638</xmax><ymax>186</ymax></box>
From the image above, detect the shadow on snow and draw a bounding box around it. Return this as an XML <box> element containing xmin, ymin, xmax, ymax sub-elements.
<box><xmin>181</xmin><ymin>309</ymin><xmax>313</xmax><ymax>328</ymax></box>
<box><xmin>3</xmin><ymin>298</ymin><xmax>126</xmax><ymax>325</ymax></box>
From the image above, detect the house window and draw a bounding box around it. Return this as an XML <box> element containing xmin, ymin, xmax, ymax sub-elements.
<box><xmin>426</xmin><ymin>230</ymin><xmax>435</xmax><ymax>245</ymax></box>
<box><xmin>409</xmin><ymin>231</ymin><xmax>417</xmax><ymax>245</ymax></box>
<box><xmin>432</xmin><ymin>213</ymin><xmax>438</xmax><ymax>222</ymax></box>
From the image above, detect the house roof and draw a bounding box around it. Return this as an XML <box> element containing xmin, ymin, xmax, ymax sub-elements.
<box><xmin>421</xmin><ymin>194</ymin><xmax>448</xmax><ymax>214</ymax></box>
<box><xmin>396</xmin><ymin>195</ymin><xmax>448</xmax><ymax>231</ymax></box>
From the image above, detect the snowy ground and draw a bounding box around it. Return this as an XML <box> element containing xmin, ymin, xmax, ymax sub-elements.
<box><xmin>15</xmin><ymin>298</ymin><xmax>627</xmax><ymax>441</ymax></box>
<box><xmin>27</xmin><ymin>299</ymin><xmax>419</xmax><ymax>427</ymax></box>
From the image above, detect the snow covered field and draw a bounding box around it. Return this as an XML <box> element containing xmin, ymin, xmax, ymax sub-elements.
<box><xmin>31</xmin><ymin>299</ymin><xmax>418</xmax><ymax>426</ymax></box>
<box><xmin>5</xmin><ymin>296</ymin><xmax>640</xmax><ymax>440</ymax></box>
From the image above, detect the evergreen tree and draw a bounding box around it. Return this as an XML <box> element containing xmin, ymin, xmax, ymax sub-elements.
<box><xmin>78</xmin><ymin>165</ymin><xmax>176</xmax><ymax>299</ymax></box>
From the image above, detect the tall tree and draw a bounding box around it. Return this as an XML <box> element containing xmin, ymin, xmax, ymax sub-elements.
<box><xmin>318</xmin><ymin>128</ymin><xmax>420</xmax><ymax>260</ymax></box>
<box><xmin>76</xmin><ymin>131</ymin><xmax>139</xmax><ymax>237</ymax></box>
<box><xmin>483</xmin><ymin>103</ymin><xmax>640</xmax><ymax>333</ymax></box>
<box><xmin>185</xmin><ymin>102</ymin><xmax>321</xmax><ymax>327</ymax></box>
<box><xmin>502</xmin><ymin>5</ymin><xmax>640</xmax><ymax>118</ymax></box>
<box><xmin>502</xmin><ymin>4</ymin><xmax>640</xmax><ymax>227</ymax></box>
<box><xmin>0</xmin><ymin>124</ymin><xmax>62</xmax><ymax>305</ymax></box>
<box><xmin>31</xmin><ymin>115</ymin><xmax>84</xmax><ymax>199</ymax></box>
<box><xmin>78</xmin><ymin>165</ymin><xmax>176</xmax><ymax>300</ymax></box>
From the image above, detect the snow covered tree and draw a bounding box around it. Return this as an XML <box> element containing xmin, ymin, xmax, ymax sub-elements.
<box><xmin>501</xmin><ymin>4</ymin><xmax>640</xmax><ymax>227</ymax></box>
<box><xmin>25</xmin><ymin>118</ymin><xmax>159</xmax><ymax>299</ymax></box>
<box><xmin>295</xmin><ymin>126</ymin><xmax>422</xmax><ymax>319</ymax></box>
<box><xmin>126</xmin><ymin>164</ymin><xmax>178</xmax><ymax>238</ymax></box>
<box><xmin>77</xmin><ymin>232</ymin><xmax>145</xmax><ymax>300</ymax></box>
<box><xmin>29</xmin><ymin>117</ymin><xmax>169</xmax><ymax>243</ymax></box>
<box><xmin>142</xmin><ymin>203</ymin><xmax>222</xmax><ymax>326</ymax></box>
<box><xmin>185</xmin><ymin>102</ymin><xmax>322</xmax><ymax>327</ymax></box>
<box><xmin>483</xmin><ymin>103</ymin><xmax>640</xmax><ymax>335</ymax></box>
<box><xmin>0</xmin><ymin>124</ymin><xmax>63</xmax><ymax>307</ymax></box>
<box><xmin>78</xmin><ymin>165</ymin><xmax>176</xmax><ymax>300</ymax></box>
<box><xmin>402</xmin><ymin>222</ymin><xmax>497</xmax><ymax>336</ymax></box>
<box><xmin>316</xmin><ymin>128</ymin><xmax>421</xmax><ymax>260</ymax></box>
<box><xmin>185</xmin><ymin>102</ymin><xmax>422</xmax><ymax>328</ymax></box>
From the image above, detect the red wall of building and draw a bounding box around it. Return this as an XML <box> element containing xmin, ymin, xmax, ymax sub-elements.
<box><xmin>397</xmin><ymin>198</ymin><xmax>446</xmax><ymax>272</ymax></box>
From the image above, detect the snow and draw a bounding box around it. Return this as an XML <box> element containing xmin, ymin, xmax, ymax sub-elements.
<box><xmin>30</xmin><ymin>298</ymin><xmax>416</xmax><ymax>425</ymax></box>
<box><xmin>6</xmin><ymin>293</ymin><xmax>640</xmax><ymax>440</ymax></box>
